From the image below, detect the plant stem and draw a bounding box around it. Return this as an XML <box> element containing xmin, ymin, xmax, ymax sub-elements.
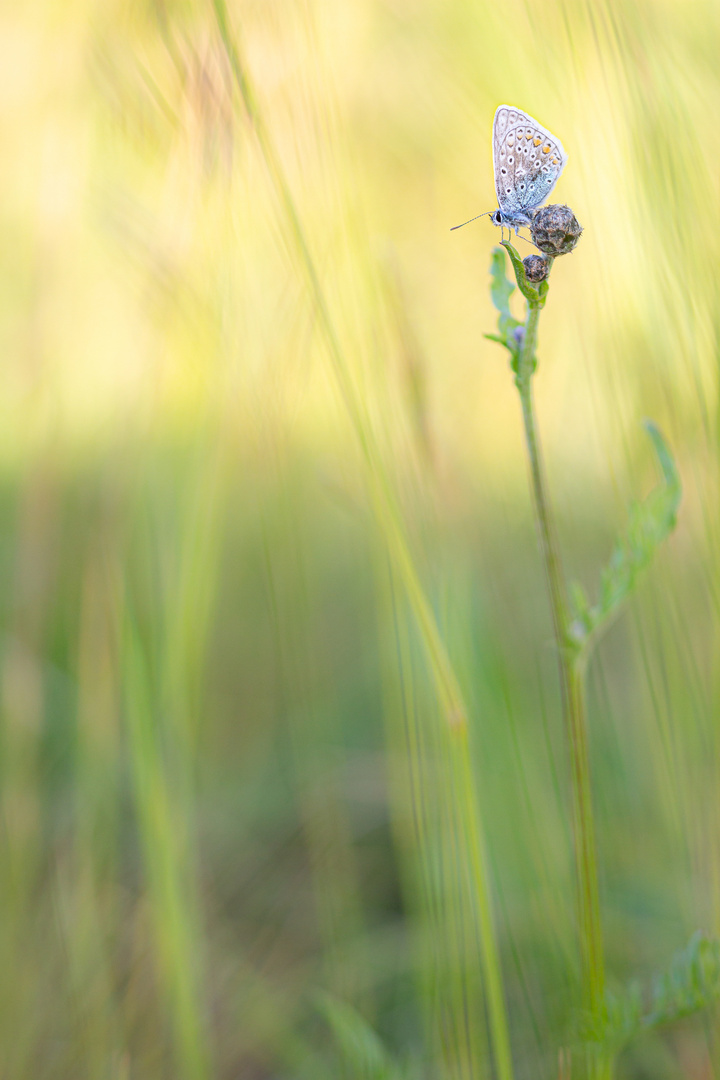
<box><xmin>452</xmin><ymin>724</ymin><xmax>515</xmax><ymax>1080</ymax></box>
<box><xmin>515</xmin><ymin>295</ymin><xmax>607</xmax><ymax>1073</ymax></box>
<box><xmin>213</xmin><ymin>7</ymin><xmax>516</xmax><ymax>1076</ymax></box>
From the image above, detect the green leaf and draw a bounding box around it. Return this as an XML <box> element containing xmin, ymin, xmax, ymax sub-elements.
<box><xmin>582</xmin><ymin>932</ymin><xmax>720</xmax><ymax>1053</ymax></box>
<box><xmin>580</xmin><ymin>981</ymin><xmax>643</xmax><ymax>1050</ymax></box>
<box><xmin>487</xmin><ymin>248</ymin><xmax>523</xmax><ymax>368</ymax></box>
<box><xmin>500</xmin><ymin>239</ymin><xmax>544</xmax><ymax>305</ymax></box>
<box><xmin>570</xmin><ymin>421</ymin><xmax>681</xmax><ymax>652</ymax></box>
<box><xmin>489</xmin><ymin>246</ymin><xmax>515</xmax><ymax>318</ymax></box>
<box><xmin>316</xmin><ymin>992</ymin><xmax>405</xmax><ymax>1080</ymax></box>
<box><xmin>645</xmin><ymin>931</ymin><xmax>720</xmax><ymax>1028</ymax></box>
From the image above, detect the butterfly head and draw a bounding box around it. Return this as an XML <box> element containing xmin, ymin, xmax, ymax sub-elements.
<box><xmin>491</xmin><ymin>207</ymin><xmax>533</xmax><ymax>234</ymax></box>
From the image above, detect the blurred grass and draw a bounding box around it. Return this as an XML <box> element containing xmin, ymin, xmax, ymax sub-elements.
<box><xmin>1</xmin><ymin>0</ymin><xmax>720</xmax><ymax>1076</ymax></box>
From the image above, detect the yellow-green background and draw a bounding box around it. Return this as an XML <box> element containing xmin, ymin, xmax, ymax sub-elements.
<box><xmin>1</xmin><ymin>1</ymin><xmax>719</xmax><ymax>1077</ymax></box>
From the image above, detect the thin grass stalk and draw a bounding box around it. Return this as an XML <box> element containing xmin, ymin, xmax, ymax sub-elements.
<box><xmin>124</xmin><ymin>619</ymin><xmax>210</xmax><ymax>1080</ymax></box>
<box><xmin>451</xmin><ymin>726</ymin><xmax>514</xmax><ymax>1080</ymax></box>
<box><xmin>211</xmin><ymin>5</ymin><xmax>514</xmax><ymax>1076</ymax></box>
<box><xmin>380</xmin><ymin>563</ymin><xmax>490</xmax><ymax>1075</ymax></box>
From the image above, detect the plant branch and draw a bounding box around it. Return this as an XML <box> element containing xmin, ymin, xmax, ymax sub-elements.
<box><xmin>507</xmin><ymin>247</ymin><xmax>607</xmax><ymax>1073</ymax></box>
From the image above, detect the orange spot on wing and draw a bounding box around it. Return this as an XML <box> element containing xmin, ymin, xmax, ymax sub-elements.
<box><xmin>533</xmin><ymin>137</ymin><xmax>541</xmax><ymax>145</ymax></box>
<box><xmin>542</xmin><ymin>145</ymin><xmax>551</xmax><ymax>154</ymax></box>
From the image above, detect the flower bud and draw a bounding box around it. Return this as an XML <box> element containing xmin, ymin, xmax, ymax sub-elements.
<box><xmin>522</xmin><ymin>255</ymin><xmax>549</xmax><ymax>283</ymax></box>
<box><xmin>530</xmin><ymin>205</ymin><xmax>582</xmax><ymax>256</ymax></box>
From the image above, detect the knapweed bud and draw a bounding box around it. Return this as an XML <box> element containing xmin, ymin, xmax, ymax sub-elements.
<box><xmin>530</xmin><ymin>205</ymin><xmax>582</xmax><ymax>256</ymax></box>
<box><xmin>523</xmin><ymin>255</ymin><xmax>549</xmax><ymax>283</ymax></box>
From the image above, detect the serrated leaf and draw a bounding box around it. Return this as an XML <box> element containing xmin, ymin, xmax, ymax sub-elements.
<box><xmin>644</xmin><ymin>932</ymin><xmax>720</xmax><ymax>1028</ymax></box>
<box><xmin>570</xmin><ymin>421</ymin><xmax>681</xmax><ymax>652</ymax></box>
<box><xmin>316</xmin><ymin>992</ymin><xmax>405</xmax><ymax>1080</ymax></box>
<box><xmin>582</xmin><ymin>932</ymin><xmax>720</xmax><ymax>1055</ymax></box>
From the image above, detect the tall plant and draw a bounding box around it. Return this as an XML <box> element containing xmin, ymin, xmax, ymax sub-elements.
<box><xmin>485</xmin><ymin>207</ymin><xmax>694</xmax><ymax>1077</ymax></box>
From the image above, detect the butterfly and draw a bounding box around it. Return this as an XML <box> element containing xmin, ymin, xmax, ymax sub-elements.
<box><xmin>452</xmin><ymin>106</ymin><xmax>567</xmax><ymax>234</ymax></box>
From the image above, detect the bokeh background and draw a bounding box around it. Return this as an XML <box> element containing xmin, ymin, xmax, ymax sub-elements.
<box><xmin>1</xmin><ymin>0</ymin><xmax>720</xmax><ymax>1077</ymax></box>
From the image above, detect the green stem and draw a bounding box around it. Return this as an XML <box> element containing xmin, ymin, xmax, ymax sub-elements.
<box><xmin>515</xmin><ymin>295</ymin><xmax>607</xmax><ymax>1074</ymax></box>
<box><xmin>213</xmin><ymin>6</ymin><xmax>516</xmax><ymax>1077</ymax></box>
<box><xmin>452</xmin><ymin>724</ymin><xmax>515</xmax><ymax>1080</ymax></box>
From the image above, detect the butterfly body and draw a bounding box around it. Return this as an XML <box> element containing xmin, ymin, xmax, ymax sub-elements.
<box><xmin>492</xmin><ymin>105</ymin><xmax>567</xmax><ymax>232</ymax></box>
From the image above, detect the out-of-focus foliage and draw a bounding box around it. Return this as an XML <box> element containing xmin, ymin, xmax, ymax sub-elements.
<box><xmin>1</xmin><ymin>0</ymin><xmax>719</xmax><ymax>1078</ymax></box>
<box><xmin>570</xmin><ymin>421</ymin><xmax>682</xmax><ymax>656</ymax></box>
<box><xmin>585</xmin><ymin>932</ymin><xmax>720</xmax><ymax>1053</ymax></box>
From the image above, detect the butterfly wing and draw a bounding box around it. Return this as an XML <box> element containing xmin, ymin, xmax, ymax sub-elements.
<box><xmin>493</xmin><ymin>106</ymin><xmax>567</xmax><ymax>221</ymax></box>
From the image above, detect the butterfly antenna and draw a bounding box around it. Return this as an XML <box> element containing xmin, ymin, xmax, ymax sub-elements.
<box><xmin>450</xmin><ymin>211</ymin><xmax>492</xmax><ymax>231</ymax></box>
